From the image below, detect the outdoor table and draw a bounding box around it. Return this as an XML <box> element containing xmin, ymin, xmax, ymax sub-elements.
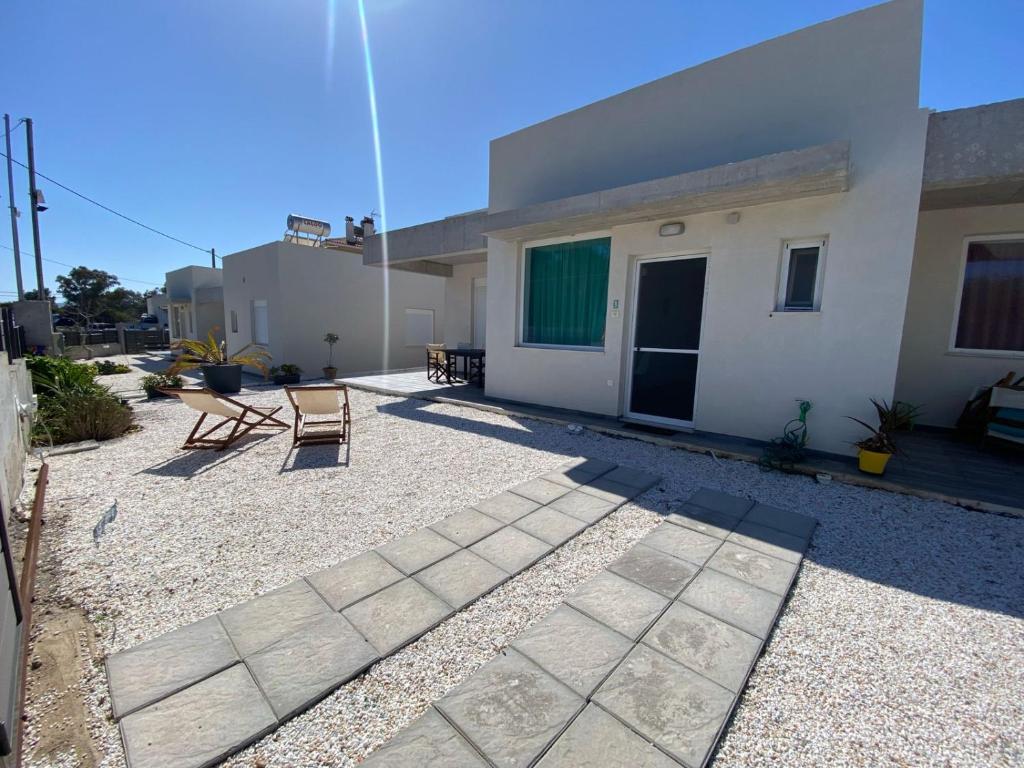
<box><xmin>445</xmin><ymin>348</ymin><xmax>485</xmax><ymax>386</ymax></box>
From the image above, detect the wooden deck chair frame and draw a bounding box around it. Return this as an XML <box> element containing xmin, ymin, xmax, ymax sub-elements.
<box><xmin>284</xmin><ymin>384</ymin><xmax>352</xmax><ymax>446</ymax></box>
<box><xmin>160</xmin><ymin>388</ymin><xmax>288</xmax><ymax>450</ymax></box>
<box><xmin>426</xmin><ymin>343</ymin><xmax>452</xmax><ymax>384</ymax></box>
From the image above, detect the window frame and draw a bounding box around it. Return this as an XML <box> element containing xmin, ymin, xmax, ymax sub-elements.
<box><xmin>251</xmin><ymin>299</ymin><xmax>269</xmax><ymax>346</ymax></box>
<box><xmin>518</xmin><ymin>231</ymin><xmax>612</xmax><ymax>352</ymax></box>
<box><xmin>948</xmin><ymin>233</ymin><xmax>1024</xmax><ymax>358</ymax></box>
<box><xmin>777</xmin><ymin>237</ymin><xmax>827</xmax><ymax>312</ymax></box>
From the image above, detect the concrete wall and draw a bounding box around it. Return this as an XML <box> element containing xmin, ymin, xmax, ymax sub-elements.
<box><xmin>10</xmin><ymin>300</ymin><xmax>53</xmax><ymax>351</ymax></box>
<box><xmin>489</xmin><ymin>0</ymin><xmax>922</xmax><ymax>213</ymax></box>
<box><xmin>895</xmin><ymin>203</ymin><xmax>1024</xmax><ymax>427</ymax></box>
<box><xmin>223</xmin><ymin>241</ymin><xmax>447</xmax><ymax>377</ymax></box>
<box><xmin>165</xmin><ymin>266</ymin><xmax>225</xmax><ymax>343</ymax></box>
<box><xmin>0</xmin><ymin>358</ymin><xmax>31</xmax><ymax>516</ymax></box>
<box><xmin>443</xmin><ymin>261</ymin><xmax>487</xmax><ymax>347</ymax></box>
<box><xmin>146</xmin><ymin>293</ymin><xmax>169</xmax><ymax>326</ymax></box>
<box><xmin>484</xmin><ymin>0</ymin><xmax>930</xmax><ymax>455</ymax></box>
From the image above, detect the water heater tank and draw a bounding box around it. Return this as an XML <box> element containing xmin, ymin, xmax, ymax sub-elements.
<box><xmin>286</xmin><ymin>215</ymin><xmax>331</xmax><ymax>238</ymax></box>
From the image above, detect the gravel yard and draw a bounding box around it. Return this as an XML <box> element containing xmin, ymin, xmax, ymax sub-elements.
<box><xmin>19</xmin><ymin>359</ymin><xmax>1024</xmax><ymax>767</ymax></box>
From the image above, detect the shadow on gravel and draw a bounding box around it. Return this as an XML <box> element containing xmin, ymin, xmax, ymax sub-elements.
<box><xmin>279</xmin><ymin>440</ymin><xmax>350</xmax><ymax>473</ymax></box>
<box><xmin>137</xmin><ymin>432</ymin><xmax>276</xmax><ymax>478</ymax></box>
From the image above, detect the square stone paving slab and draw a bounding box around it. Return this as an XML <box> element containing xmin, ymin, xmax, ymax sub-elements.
<box><xmin>430</xmin><ymin>508</ymin><xmax>506</xmax><ymax>547</ymax></box>
<box><xmin>541</xmin><ymin>458</ymin><xmax>615</xmax><ymax>489</ymax></box>
<box><xmin>473</xmin><ymin>491</ymin><xmax>542</xmax><ymax>524</ymax></box>
<box><xmin>601</xmin><ymin>465</ymin><xmax>661</xmax><ymax>491</ymax></box>
<box><xmin>594</xmin><ymin>645</ymin><xmax>735</xmax><ymax>768</ymax></box>
<box><xmin>566</xmin><ymin>571</ymin><xmax>668</xmax><ymax>640</ymax></box>
<box><xmin>639</xmin><ymin>522</ymin><xmax>721</xmax><ymax>566</ymax></box>
<box><xmin>688</xmin><ymin>488</ymin><xmax>754</xmax><ymax>519</ymax></box>
<box><xmin>342</xmin><ymin>579</ymin><xmax>453</xmax><ymax>655</ymax></box>
<box><xmin>107</xmin><ymin>615</ymin><xmax>238</xmax><ymax>720</ymax></box>
<box><xmin>512</xmin><ymin>605</ymin><xmax>633</xmax><ymax>697</ymax></box>
<box><xmin>306</xmin><ymin>551</ymin><xmax>405</xmax><ymax>612</ymax></box>
<box><xmin>547</xmin><ymin>490</ymin><xmax>619</xmax><ymax>524</ymax></box>
<box><xmin>510</xmin><ymin>477</ymin><xmax>572</xmax><ymax>505</ymax></box>
<box><xmin>376</xmin><ymin>527</ymin><xmax>461</xmax><ymax>575</ymax></box>
<box><xmin>245</xmin><ymin>613</ymin><xmax>378</xmax><ymax>720</ymax></box>
<box><xmin>642</xmin><ymin>602</ymin><xmax>762</xmax><ymax>693</ymax></box>
<box><xmin>608</xmin><ymin>544</ymin><xmax>699</xmax><ymax>599</ymax></box>
<box><xmin>664</xmin><ymin>504</ymin><xmax>739</xmax><ymax>539</ymax></box>
<box><xmin>436</xmin><ymin>648</ymin><xmax>584</xmax><ymax>768</ymax></box>
<box><xmin>470</xmin><ymin>526</ymin><xmax>552</xmax><ymax>574</ymax></box>
<box><xmin>513</xmin><ymin>507</ymin><xmax>589</xmax><ymax>547</ymax></box>
<box><xmin>415</xmin><ymin>549</ymin><xmax>510</xmax><ymax>609</ymax></box>
<box><xmin>536</xmin><ymin>703</ymin><xmax>679</xmax><ymax>768</ymax></box>
<box><xmin>361</xmin><ymin>706</ymin><xmax>488</xmax><ymax>767</ymax></box>
<box><xmin>578</xmin><ymin>477</ymin><xmax>641</xmax><ymax>505</ymax></box>
<box><xmin>706</xmin><ymin>541</ymin><xmax>799</xmax><ymax>596</ymax></box>
<box><xmin>727</xmin><ymin>521</ymin><xmax>806</xmax><ymax>564</ymax></box>
<box><xmin>120</xmin><ymin>663</ymin><xmax>276</xmax><ymax>768</ymax></box>
<box><xmin>679</xmin><ymin>568</ymin><xmax>783</xmax><ymax>639</ymax></box>
<box><xmin>219</xmin><ymin>579</ymin><xmax>333</xmax><ymax>658</ymax></box>
<box><xmin>745</xmin><ymin>503</ymin><xmax>818</xmax><ymax>540</ymax></box>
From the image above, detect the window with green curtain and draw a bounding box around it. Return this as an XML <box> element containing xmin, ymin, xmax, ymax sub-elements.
<box><xmin>524</xmin><ymin>237</ymin><xmax>610</xmax><ymax>347</ymax></box>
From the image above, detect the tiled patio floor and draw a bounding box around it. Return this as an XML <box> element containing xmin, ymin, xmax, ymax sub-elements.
<box><xmin>364</xmin><ymin>488</ymin><xmax>816</xmax><ymax>768</ymax></box>
<box><xmin>341</xmin><ymin>370</ymin><xmax>1024</xmax><ymax>514</ymax></box>
<box><xmin>108</xmin><ymin>459</ymin><xmax>660</xmax><ymax>768</ymax></box>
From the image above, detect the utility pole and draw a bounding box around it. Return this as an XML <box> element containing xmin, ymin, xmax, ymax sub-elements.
<box><xmin>24</xmin><ymin>118</ymin><xmax>45</xmax><ymax>299</ymax></box>
<box><xmin>3</xmin><ymin>114</ymin><xmax>24</xmax><ymax>300</ymax></box>
<box><xmin>210</xmin><ymin>247</ymin><xmax>216</xmax><ymax>269</ymax></box>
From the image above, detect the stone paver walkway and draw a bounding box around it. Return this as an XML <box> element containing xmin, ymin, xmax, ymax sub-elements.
<box><xmin>363</xmin><ymin>489</ymin><xmax>816</xmax><ymax>768</ymax></box>
<box><xmin>107</xmin><ymin>458</ymin><xmax>660</xmax><ymax>768</ymax></box>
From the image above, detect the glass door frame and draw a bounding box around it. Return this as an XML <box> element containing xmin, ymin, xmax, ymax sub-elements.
<box><xmin>623</xmin><ymin>250</ymin><xmax>710</xmax><ymax>429</ymax></box>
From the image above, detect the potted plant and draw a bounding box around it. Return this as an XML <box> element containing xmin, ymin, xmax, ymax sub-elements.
<box><xmin>168</xmin><ymin>328</ymin><xmax>271</xmax><ymax>394</ymax></box>
<box><xmin>323</xmin><ymin>332</ymin><xmax>339</xmax><ymax>379</ymax></box>
<box><xmin>848</xmin><ymin>399</ymin><xmax>921</xmax><ymax>475</ymax></box>
<box><xmin>140</xmin><ymin>371</ymin><xmax>184</xmax><ymax>399</ymax></box>
<box><xmin>270</xmin><ymin>364</ymin><xmax>302</xmax><ymax>385</ymax></box>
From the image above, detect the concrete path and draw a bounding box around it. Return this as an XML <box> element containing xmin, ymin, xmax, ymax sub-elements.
<box><xmin>363</xmin><ymin>489</ymin><xmax>816</xmax><ymax>768</ymax></box>
<box><xmin>107</xmin><ymin>458</ymin><xmax>660</xmax><ymax>768</ymax></box>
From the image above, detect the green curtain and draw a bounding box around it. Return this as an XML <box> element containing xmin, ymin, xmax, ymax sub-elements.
<box><xmin>525</xmin><ymin>237</ymin><xmax>610</xmax><ymax>347</ymax></box>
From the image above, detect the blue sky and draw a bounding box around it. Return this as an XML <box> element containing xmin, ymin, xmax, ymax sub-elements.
<box><xmin>2</xmin><ymin>0</ymin><xmax>1022</xmax><ymax>300</ymax></box>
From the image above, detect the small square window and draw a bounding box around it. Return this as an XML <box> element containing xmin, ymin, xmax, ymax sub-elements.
<box><xmin>778</xmin><ymin>239</ymin><xmax>826</xmax><ymax>311</ymax></box>
<box><xmin>230</xmin><ymin>310</ymin><xmax>238</xmax><ymax>333</ymax></box>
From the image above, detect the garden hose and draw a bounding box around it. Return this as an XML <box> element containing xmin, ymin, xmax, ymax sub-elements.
<box><xmin>759</xmin><ymin>400</ymin><xmax>812</xmax><ymax>473</ymax></box>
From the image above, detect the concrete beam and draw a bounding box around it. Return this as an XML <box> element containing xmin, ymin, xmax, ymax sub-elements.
<box><xmin>921</xmin><ymin>99</ymin><xmax>1024</xmax><ymax>210</ymax></box>
<box><xmin>363</xmin><ymin>210</ymin><xmax>488</xmax><ymax>267</ymax></box>
<box><xmin>482</xmin><ymin>141</ymin><xmax>851</xmax><ymax>241</ymax></box>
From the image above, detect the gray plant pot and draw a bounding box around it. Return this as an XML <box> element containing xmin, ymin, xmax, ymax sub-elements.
<box><xmin>201</xmin><ymin>363</ymin><xmax>242</xmax><ymax>394</ymax></box>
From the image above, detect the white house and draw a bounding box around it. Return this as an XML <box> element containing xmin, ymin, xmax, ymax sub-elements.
<box><xmin>363</xmin><ymin>0</ymin><xmax>1024</xmax><ymax>456</ymax></box>
<box><xmin>164</xmin><ymin>265</ymin><xmax>225</xmax><ymax>345</ymax></box>
<box><xmin>221</xmin><ymin>237</ymin><xmax>446</xmax><ymax>378</ymax></box>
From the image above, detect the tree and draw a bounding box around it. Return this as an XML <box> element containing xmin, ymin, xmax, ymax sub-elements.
<box><xmin>24</xmin><ymin>287</ymin><xmax>54</xmax><ymax>301</ymax></box>
<box><xmin>56</xmin><ymin>267</ymin><xmax>121</xmax><ymax>327</ymax></box>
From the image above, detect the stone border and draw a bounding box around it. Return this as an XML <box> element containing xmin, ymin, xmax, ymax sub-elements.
<box><xmin>363</xmin><ymin>489</ymin><xmax>817</xmax><ymax>768</ymax></box>
<box><xmin>107</xmin><ymin>458</ymin><xmax>661</xmax><ymax>768</ymax></box>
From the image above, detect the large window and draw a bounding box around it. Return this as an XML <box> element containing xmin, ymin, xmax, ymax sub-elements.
<box><xmin>953</xmin><ymin>236</ymin><xmax>1024</xmax><ymax>353</ymax></box>
<box><xmin>777</xmin><ymin>238</ymin><xmax>827</xmax><ymax>311</ymax></box>
<box><xmin>523</xmin><ymin>237</ymin><xmax>610</xmax><ymax>348</ymax></box>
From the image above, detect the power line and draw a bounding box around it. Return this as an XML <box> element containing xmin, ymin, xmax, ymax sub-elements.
<box><xmin>0</xmin><ymin>148</ymin><xmax>215</xmax><ymax>256</ymax></box>
<box><xmin>0</xmin><ymin>243</ymin><xmax>163</xmax><ymax>287</ymax></box>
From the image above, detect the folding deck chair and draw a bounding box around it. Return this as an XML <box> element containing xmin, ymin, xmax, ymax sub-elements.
<box><xmin>284</xmin><ymin>384</ymin><xmax>352</xmax><ymax>446</ymax></box>
<box><xmin>161</xmin><ymin>388</ymin><xmax>288</xmax><ymax>450</ymax></box>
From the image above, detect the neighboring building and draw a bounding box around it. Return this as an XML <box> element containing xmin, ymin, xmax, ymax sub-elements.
<box><xmin>145</xmin><ymin>291</ymin><xmax>169</xmax><ymax>327</ymax></box>
<box><xmin>363</xmin><ymin>0</ymin><xmax>1024</xmax><ymax>456</ymax></box>
<box><xmin>165</xmin><ymin>266</ymin><xmax>224</xmax><ymax>344</ymax></box>
<box><xmin>221</xmin><ymin>236</ymin><xmax>446</xmax><ymax>378</ymax></box>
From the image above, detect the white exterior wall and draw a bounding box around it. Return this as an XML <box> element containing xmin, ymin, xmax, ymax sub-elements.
<box><xmin>223</xmin><ymin>241</ymin><xmax>446</xmax><ymax>377</ymax></box>
<box><xmin>484</xmin><ymin>0</ymin><xmax>929</xmax><ymax>455</ymax></box>
<box><xmin>165</xmin><ymin>266</ymin><xmax>224</xmax><ymax>343</ymax></box>
<box><xmin>895</xmin><ymin>203</ymin><xmax>1024</xmax><ymax>427</ymax></box>
<box><xmin>443</xmin><ymin>261</ymin><xmax>487</xmax><ymax>347</ymax></box>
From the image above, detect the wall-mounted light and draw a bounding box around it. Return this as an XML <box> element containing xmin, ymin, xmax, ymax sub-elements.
<box><xmin>726</xmin><ymin>211</ymin><xmax>741</xmax><ymax>224</ymax></box>
<box><xmin>659</xmin><ymin>221</ymin><xmax>684</xmax><ymax>237</ymax></box>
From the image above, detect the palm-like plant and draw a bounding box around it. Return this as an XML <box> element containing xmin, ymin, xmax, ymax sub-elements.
<box><xmin>847</xmin><ymin>398</ymin><xmax>921</xmax><ymax>454</ymax></box>
<box><xmin>168</xmin><ymin>327</ymin><xmax>271</xmax><ymax>376</ymax></box>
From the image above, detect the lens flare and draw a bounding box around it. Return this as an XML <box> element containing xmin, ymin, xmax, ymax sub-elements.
<box><xmin>324</xmin><ymin>0</ymin><xmax>336</xmax><ymax>90</ymax></box>
<box><xmin>357</xmin><ymin>0</ymin><xmax>390</xmax><ymax>371</ymax></box>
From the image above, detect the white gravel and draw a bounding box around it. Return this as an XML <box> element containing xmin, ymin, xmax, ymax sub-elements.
<box><xmin>19</xmin><ymin>356</ymin><xmax>1024</xmax><ymax>767</ymax></box>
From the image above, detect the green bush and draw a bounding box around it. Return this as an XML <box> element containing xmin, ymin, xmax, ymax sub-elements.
<box><xmin>140</xmin><ymin>372</ymin><xmax>184</xmax><ymax>398</ymax></box>
<box><xmin>26</xmin><ymin>355</ymin><xmax>135</xmax><ymax>444</ymax></box>
<box><xmin>95</xmin><ymin>360</ymin><xmax>131</xmax><ymax>375</ymax></box>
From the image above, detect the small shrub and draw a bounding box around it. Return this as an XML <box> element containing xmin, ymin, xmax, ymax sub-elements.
<box><xmin>95</xmin><ymin>360</ymin><xmax>131</xmax><ymax>375</ymax></box>
<box><xmin>48</xmin><ymin>391</ymin><xmax>135</xmax><ymax>443</ymax></box>
<box><xmin>140</xmin><ymin>372</ymin><xmax>184</xmax><ymax>398</ymax></box>
<box><xmin>26</xmin><ymin>355</ymin><xmax>99</xmax><ymax>398</ymax></box>
<box><xmin>27</xmin><ymin>355</ymin><xmax>135</xmax><ymax>444</ymax></box>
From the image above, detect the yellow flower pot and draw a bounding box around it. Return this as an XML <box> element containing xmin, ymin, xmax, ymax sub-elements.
<box><xmin>858</xmin><ymin>448</ymin><xmax>892</xmax><ymax>475</ymax></box>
